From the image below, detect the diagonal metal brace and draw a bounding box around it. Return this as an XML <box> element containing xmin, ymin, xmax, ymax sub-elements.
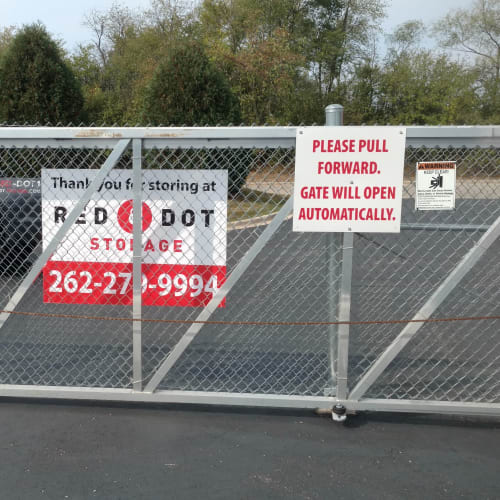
<box><xmin>144</xmin><ymin>195</ymin><xmax>294</xmax><ymax>393</ymax></box>
<box><xmin>348</xmin><ymin>214</ymin><xmax>500</xmax><ymax>401</ymax></box>
<box><xmin>0</xmin><ymin>139</ymin><xmax>131</xmax><ymax>333</ymax></box>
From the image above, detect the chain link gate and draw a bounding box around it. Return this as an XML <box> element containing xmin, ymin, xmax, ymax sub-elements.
<box><xmin>0</xmin><ymin>120</ymin><xmax>498</xmax><ymax>418</ymax></box>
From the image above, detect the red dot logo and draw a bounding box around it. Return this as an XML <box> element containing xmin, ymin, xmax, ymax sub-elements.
<box><xmin>117</xmin><ymin>200</ymin><xmax>153</xmax><ymax>234</ymax></box>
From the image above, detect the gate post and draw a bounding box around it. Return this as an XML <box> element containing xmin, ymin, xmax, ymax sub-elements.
<box><xmin>325</xmin><ymin>105</ymin><xmax>342</xmax><ymax>396</ymax></box>
<box><xmin>132</xmin><ymin>139</ymin><xmax>143</xmax><ymax>391</ymax></box>
<box><xmin>324</xmin><ymin>105</ymin><xmax>353</xmax><ymax>404</ymax></box>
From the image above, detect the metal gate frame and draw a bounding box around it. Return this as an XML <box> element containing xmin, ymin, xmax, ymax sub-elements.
<box><xmin>0</xmin><ymin>120</ymin><xmax>499</xmax><ymax>418</ymax></box>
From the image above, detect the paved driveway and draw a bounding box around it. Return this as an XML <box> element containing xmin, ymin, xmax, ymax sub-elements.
<box><xmin>0</xmin><ymin>400</ymin><xmax>499</xmax><ymax>500</ymax></box>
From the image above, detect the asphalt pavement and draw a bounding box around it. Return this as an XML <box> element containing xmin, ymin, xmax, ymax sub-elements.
<box><xmin>0</xmin><ymin>400</ymin><xmax>499</xmax><ymax>500</ymax></box>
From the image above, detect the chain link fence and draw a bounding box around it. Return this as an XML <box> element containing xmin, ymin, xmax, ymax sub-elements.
<box><xmin>349</xmin><ymin>146</ymin><xmax>500</xmax><ymax>405</ymax></box>
<box><xmin>0</xmin><ymin>125</ymin><xmax>498</xmax><ymax>415</ymax></box>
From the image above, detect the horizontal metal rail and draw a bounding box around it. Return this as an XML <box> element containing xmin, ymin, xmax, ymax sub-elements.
<box><xmin>0</xmin><ymin>127</ymin><xmax>296</xmax><ymax>149</ymax></box>
<box><xmin>400</xmin><ymin>223</ymin><xmax>490</xmax><ymax>232</ymax></box>
<box><xmin>0</xmin><ymin>386</ymin><xmax>498</xmax><ymax>417</ymax></box>
<box><xmin>342</xmin><ymin>399</ymin><xmax>500</xmax><ymax>417</ymax></box>
<box><xmin>0</xmin><ymin>126</ymin><xmax>499</xmax><ymax>149</ymax></box>
<box><xmin>0</xmin><ymin>385</ymin><xmax>333</xmax><ymax>409</ymax></box>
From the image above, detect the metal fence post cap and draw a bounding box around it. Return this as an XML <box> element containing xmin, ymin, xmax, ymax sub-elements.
<box><xmin>325</xmin><ymin>104</ymin><xmax>344</xmax><ymax>126</ymax></box>
<box><xmin>325</xmin><ymin>104</ymin><xmax>343</xmax><ymax>111</ymax></box>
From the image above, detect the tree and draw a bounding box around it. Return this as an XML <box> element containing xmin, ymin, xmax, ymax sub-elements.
<box><xmin>305</xmin><ymin>0</ymin><xmax>386</xmax><ymax>101</ymax></box>
<box><xmin>80</xmin><ymin>2</ymin><xmax>196</xmax><ymax>124</ymax></box>
<box><xmin>69</xmin><ymin>44</ymin><xmax>106</xmax><ymax>123</ymax></box>
<box><xmin>142</xmin><ymin>42</ymin><xmax>248</xmax><ymax>195</ymax></box>
<box><xmin>199</xmin><ymin>0</ymin><xmax>261</xmax><ymax>54</ymax></box>
<box><xmin>230</xmin><ymin>29</ymin><xmax>305</xmax><ymax>124</ymax></box>
<box><xmin>382</xmin><ymin>53</ymin><xmax>480</xmax><ymax>124</ymax></box>
<box><xmin>145</xmin><ymin>0</ymin><xmax>197</xmax><ymax>37</ymax></box>
<box><xmin>0</xmin><ymin>26</ymin><xmax>15</xmax><ymax>59</ymax></box>
<box><xmin>197</xmin><ymin>0</ymin><xmax>387</xmax><ymax>122</ymax></box>
<box><xmin>377</xmin><ymin>23</ymin><xmax>480</xmax><ymax>125</ymax></box>
<box><xmin>198</xmin><ymin>0</ymin><xmax>313</xmax><ymax>123</ymax></box>
<box><xmin>386</xmin><ymin>20</ymin><xmax>426</xmax><ymax>57</ymax></box>
<box><xmin>83</xmin><ymin>4</ymin><xmax>141</xmax><ymax>66</ymax></box>
<box><xmin>433</xmin><ymin>0</ymin><xmax>500</xmax><ymax>121</ymax></box>
<box><xmin>142</xmin><ymin>41</ymin><xmax>240</xmax><ymax>125</ymax></box>
<box><xmin>344</xmin><ymin>41</ymin><xmax>382</xmax><ymax>124</ymax></box>
<box><xmin>0</xmin><ymin>24</ymin><xmax>84</xmax><ymax>124</ymax></box>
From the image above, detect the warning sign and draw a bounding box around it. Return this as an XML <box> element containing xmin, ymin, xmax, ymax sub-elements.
<box><xmin>415</xmin><ymin>162</ymin><xmax>456</xmax><ymax>210</ymax></box>
<box><xmin>41</xmin><ymin>169</ymin><xmax>227</xmax><ymax>307</ymax></box>
<box><xmin>293</xmin><ymin>127</ymin><xmax>406</xmax><ymax>233</ymax></box>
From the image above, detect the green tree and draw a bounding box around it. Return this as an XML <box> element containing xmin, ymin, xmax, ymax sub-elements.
<box><xmin>197</xmin><ymin>0</ymin><xmax>386</xmax><ymax>123</ymax></box>
<box><xmin>345</xmin><ymin>61</ymin><xmax>382</xmax><ymax>124</ymax></box>
<box><xmin>0</xmin><ymin>23</ymin><xmax>84</xmax><ymax>124</ymax></box>
<box><xmin>142</xmin><ymin>41</ymin><xmax>240</xmax><ymax>125</ymax></box>
<box><xmin>80</xmin><ymin>1</ymin><xmax>196</xmax><ymax>124</ymax></box>
<box><xmin>377</xmin><ymin>23</ymin><xmax>480</xmax><ymax>125</ymax></box>
<box><xmin>433</xmin><ymin>0</ymin><xmax>500</xmax><ymax>121</ymax></box>
<box><xmin>70</xmin><ymin>44</ymin><xmax>106</xmax><ymax>123</ymax></box>
<box><xmin>0</xmin><ymin>26</ymin><xmax>15</xmax><ymax>59</ymax></box>
<box><xmin>305</xmin><ymin>0</ymin><xmax>386</xmax><ymax>101</ymax></box>
<box><xmin>199</xmin><ymin>0</ymin><xmax>260</xmax><ymax>54</ymax></box>
<box><xmin>142</xmin><ymin>41</ymin><xmax>248</xmax><ymax>195</ymax></box>
<box><xmin>342</xmin><ymin>32</ymin><xmax>381</xmax><ymax>124</ymax></box>
<box><xmin>230</xmin><ymin>29</ymin><xmax>306</xmax><ymax>124</ymax></box>
<box><xmin>82</xmin><ymin>4</ymin><xmax>145</xmax><ymax>124</ymax></box>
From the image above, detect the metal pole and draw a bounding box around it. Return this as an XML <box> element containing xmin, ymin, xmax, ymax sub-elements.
<box><xmin>326</xmin><ymin>229</ymin><xmax>340</xmax><ymax>395</ymax></box>
<box><xmin>132</xmin><ymin>139</ymin><xmax>143</xmax><ymax>391</ymax></box>
<box><xmin>325</xmin><ymin>104</ymin><xmax>344</xmax><ymax>396</ymax></box>
<box><xmin>336</xmin><ymin>232</ymin><xmax>353</xmax><ymax>400</ymax></box>
<box><xmin>325</xmin><ymin>104</ymin><xmax>344</xmax><ymax>127</ymax></box>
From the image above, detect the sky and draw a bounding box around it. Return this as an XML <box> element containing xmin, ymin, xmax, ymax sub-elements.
<box><xmin>381</xmin><ymin>0</ymin><xmax>474</xmax><ymax>34</ymax></box>
<box><xmin>0</xmin><ymin>0</ymin><xmax>476</xmax><ymax>53</ymax></box>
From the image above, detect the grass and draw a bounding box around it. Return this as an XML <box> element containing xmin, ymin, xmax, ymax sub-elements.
<box><xmin>228</xmin><ymin>187</ymin><xmax>288</xmax><ymax>222</ymax></box>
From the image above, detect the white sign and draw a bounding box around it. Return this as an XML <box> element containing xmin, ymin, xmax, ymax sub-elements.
<box><xmin>293</xmin><ymin>127</ymin><xmax>406</xmax><ymax>233</ymax></box>
<box><xmin>42</xmin><ymin>169</ymin><xmax>227</xmax><ymax>307</ymax></box>
<box><xmin>415</xmin><ymin>162</ymin><xmax>456</xmax><ymax>210</ymax></box>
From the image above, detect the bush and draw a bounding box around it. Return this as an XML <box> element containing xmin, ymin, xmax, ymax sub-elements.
<box><xmin>143</xmin><ymin>42</ymin><xmax>249</xmax><ymax>195</ymax></box>
<box><xmin>0</xmin><ymin>23</ymin><xmax>84</xmax><ymax>124</ymax></box>
<box><xmin>142</xmin><ymin>41</ymin><xmax>240</xmax><ymax>126</ymax></box>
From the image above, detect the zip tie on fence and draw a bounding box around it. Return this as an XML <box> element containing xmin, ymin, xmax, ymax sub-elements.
<box><xmin>0</xmin><ymin>310</ymin><xmax>499</xmax><ymax>327</ymax></box>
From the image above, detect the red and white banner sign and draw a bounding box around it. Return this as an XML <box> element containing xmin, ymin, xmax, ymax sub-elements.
<box><xmin>42</xmin><ymin>169</ymin><xmax>227</xmax><ymax>306</ymax></box>
<box><xmin>293</xmin><ymin>127</ymin><xmax>406</xmax><ymax>233</ymax></box>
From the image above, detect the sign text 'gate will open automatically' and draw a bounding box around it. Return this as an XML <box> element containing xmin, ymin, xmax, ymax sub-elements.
<box><xmin>293</xmin><ymin>127</ymin><xmax>406</xmax><ymax>233</ymax></box>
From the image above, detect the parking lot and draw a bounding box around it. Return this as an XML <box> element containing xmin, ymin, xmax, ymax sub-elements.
<box><xmin>0</xmin><ymin>400</ymin><xmax>499</xmax><ymax>500</ymax></box>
